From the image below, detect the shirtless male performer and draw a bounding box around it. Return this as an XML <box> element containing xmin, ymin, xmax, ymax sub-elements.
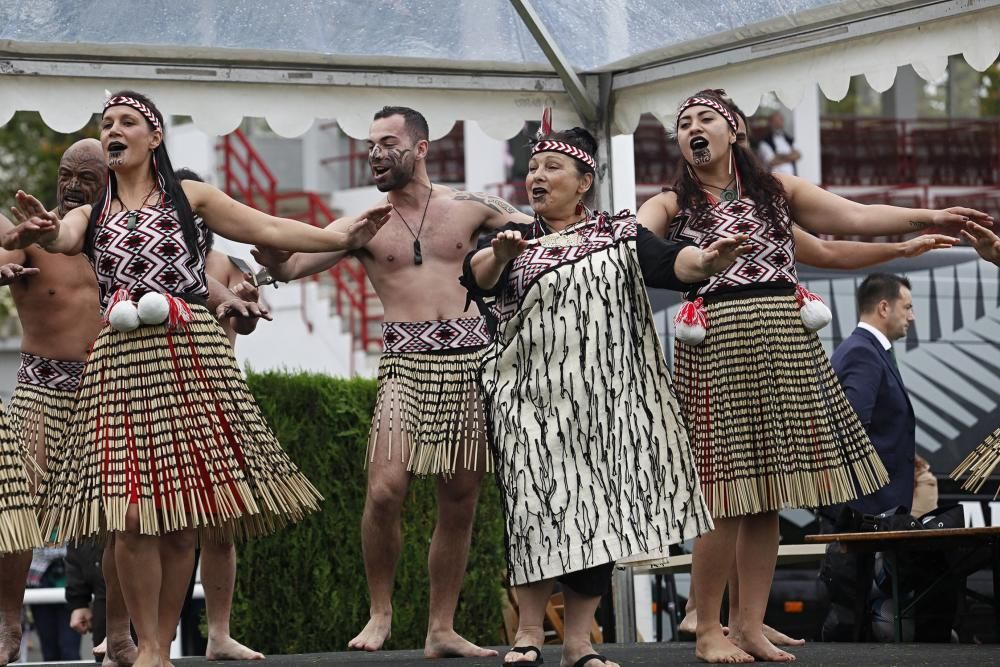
<box><xmin>253</xmin><ymin>106</ymin><xmax>532</xmax><ymax>658</ymax></box>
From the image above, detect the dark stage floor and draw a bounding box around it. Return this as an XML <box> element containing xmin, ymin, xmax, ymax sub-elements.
<box><xmin>43</xmin><ymin>642</ymin><xmax>1000</xmax><ymax>666</ymax></box>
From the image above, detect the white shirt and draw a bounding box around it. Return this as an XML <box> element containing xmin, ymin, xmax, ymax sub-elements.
<box><xmin>857</xmin><ymin>321</ymin><xmax>892</xmax><ymax>351</ymax></box>
<box><xmin>757</xmin><ymin>132</ymin><xmax>797</xmax><ymax>175</ymax></box>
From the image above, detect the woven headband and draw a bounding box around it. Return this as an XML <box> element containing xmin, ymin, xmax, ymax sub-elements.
<box><xmin>103</xmin><ymin>95</ymin><xmax>162</xmax><ymax>132</ymax></box>
<box><xmin>532</xmin><ymin>140</ymin><xmax>597</xmax><ymax>172</ymax></box>
<box><xmin>676</xmin><ymin>95</ymin><xmax>737</xmax><ymax>133</ymax></box>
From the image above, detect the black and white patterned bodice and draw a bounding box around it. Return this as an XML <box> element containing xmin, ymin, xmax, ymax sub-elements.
<box><xmin>90</xmin><ymin>204</ymin><xmax>209</xmax><ymax>308</ymax></box>
<box><xmin>666</xmin><ymin>198</ymin><xmax>797</xmax><ymax>296</ymax></box>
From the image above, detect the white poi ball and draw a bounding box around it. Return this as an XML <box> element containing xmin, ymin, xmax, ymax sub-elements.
<box><xmin>674</xmin><ymin>322</ymin><xmax>707</xmax><ymax>346</ymax></box>
<box><xmin>800</xmin><ymin>299</ymin><xmax>833</xmax><ymax>332</ymax></box>
<box><xmin>137</xmin><ymin>292</ymin><xmax>170</xmax><ymax>325</ymax></box>
<box><xmin>108</xmin><ymin>301</ymin><xmax>140</xmax><ymax>332</ymax></box>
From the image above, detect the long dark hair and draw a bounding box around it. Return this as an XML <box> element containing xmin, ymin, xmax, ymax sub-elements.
<box><xmin>86</xmin><ymin>90</ymin><xmax>200</xmax><ymax>258</ymax></box>
<box><xmin>531</xmin><ymin>126</ymin><xmax>598</xmax><ymax>204</ymax></box>
<box><xmin>670</xmin><ymin>90</ymin><xmax>788</xmax><ymax>226</ymax></box>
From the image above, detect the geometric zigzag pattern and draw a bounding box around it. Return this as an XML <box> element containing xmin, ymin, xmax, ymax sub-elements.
<box><xmin>498</xmin><ymin>218</ymin><xmax>637</xmax><ymax>322</ymax></box>
<box><xmin>16</xmin><ymin>353</ymin><xmax>86</xmax><ymax>392</ymax></box>
<box><xmin>666</xmin><ymin>198</ymin><xmax>798</xmax><ymax>295</ymax></box>
<box><xmin>382</xmin><ymin>316</ymin><xmax>491</xmax><ymax>353</ymax></box>
<box><xmin>91</xmin><ymin>205</ymin><xmax>209</xmax><ymax>308</ymax></box>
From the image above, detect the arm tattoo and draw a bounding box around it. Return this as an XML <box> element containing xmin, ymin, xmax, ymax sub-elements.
<box><xmin>454</xmin><ymin>191</ymin><xmax>519</xmax><ymax>216</ymax></box>
<box><xmin>909</xmin><ymin>220</ymin><xmax>929</xmax><ymax>230</ymax></box>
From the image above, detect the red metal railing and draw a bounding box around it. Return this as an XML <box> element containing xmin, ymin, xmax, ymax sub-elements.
<box><xmin>217</xmin><ymin>129</ymin><xmax>381</xmax><ymax>351</ymax></box>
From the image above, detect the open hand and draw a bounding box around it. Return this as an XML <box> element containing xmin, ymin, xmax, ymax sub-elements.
<box><xmin>898</xmin><ymin>233</ymin><xmax>958</xmax><ymax>257</ymax></box>
<box><xmin>5</xmin><ymin>191</ymin><xmax>59</xmax><ymax>250</ymax></box>
<box><xmin>344</xmin><ymin>203</ymin><xmax>393</xmax><ymax>250</ymax></box>
<box><xmin>491</xmin><ymin>230</ymin><xmax>529</xmax><ymax>264</ymax></box>
<box><xmin>930</xmin><ymin>206</ymin><xmax>994</xmax><ymax>229</ymax></box>
<box><xmin>0</xmin><ymin>262</ymin><xmax>39</xmax><ymax>285</ymax></box>
<box><xmin>962</xmin><ymin>221</ymin><xmax>1000</xmax><ymax>265</ymax></box>
<box><xmin>699</xmin><ymin>234</ymin><xmax>751</xmax><ymax>276</ymax></box>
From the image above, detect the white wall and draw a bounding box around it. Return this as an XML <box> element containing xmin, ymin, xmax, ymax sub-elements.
<box><xmin>167</xmin><ymin>122</ymin><xmax>218</xmax><ymax>185</ymax></box>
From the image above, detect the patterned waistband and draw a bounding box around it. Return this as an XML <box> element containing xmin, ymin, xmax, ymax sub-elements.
<box><xmin>382</xmin><ymin>316</ymin><xmax>491</xmax><ymax>354</ymax></box>
<box><xmin>17</xmin><ymin>353</ymin><xmax>86</xmax><ymax>393</ymax></box>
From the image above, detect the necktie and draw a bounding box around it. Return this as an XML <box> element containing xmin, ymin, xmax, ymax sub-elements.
<box><xmin>888</xmin><ymin>346</ymin><xmax>899</xmax><ymax>371</ymax></box>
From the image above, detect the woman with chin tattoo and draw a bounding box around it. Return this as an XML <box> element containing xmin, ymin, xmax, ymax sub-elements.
<box><xmin>2</xmin><ymin>89</ymin><xmax>391</xmax><ymax>667</ymax></box>
<box><xmin>638</xmin><ymin>89</ymin><xmax>993</xmax><ymax>664</ymax></box>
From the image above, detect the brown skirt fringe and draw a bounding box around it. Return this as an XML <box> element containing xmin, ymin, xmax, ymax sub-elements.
<box><xmin>8</xmin><ymin>382</ymin><xmax>78</xmax><ymax>487</ymax></box>
<box><xmin>673</xmin><ymin>294</ymin><xmax>888</xmax><ymax>518</ymax></box>
<box><xmin>951</xmin><ymin>425</ymin><xmax>1000</xmax><ymax>497</ymax></box>
<box><xmin>0</xmin><ymin>400</ymin><xmax>43</xmax><ymax>553</ymax></box>
<box><xmin>37</xmin><ymin>305</ymin><xmax>322</xmax><ymax>543</ymax></box>
<box><xmin>367</xmin><ymin>349</ymin><xmax>488</xmax><ymax>477</ymax></box>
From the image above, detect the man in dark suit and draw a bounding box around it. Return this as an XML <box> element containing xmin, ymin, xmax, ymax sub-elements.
<box><xmin>831</xmin><ymin>272</ymin><xmax>917</xmax><ymax>514</ymax></box>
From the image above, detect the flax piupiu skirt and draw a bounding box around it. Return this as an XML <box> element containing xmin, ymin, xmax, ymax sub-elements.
<box><xmin>0</xmin><ymin>401</ymin><xmax>42</xmax><ymax>553</ymax></box>
<box><xmin>673</xmin><ymin>290</ymin><xmax>888</xmax><ymax>518</ymax></box>
<box><xmin>36</xmin><ymin>304</ymin><xmax>322</xmax><ymax>543</ymax></box>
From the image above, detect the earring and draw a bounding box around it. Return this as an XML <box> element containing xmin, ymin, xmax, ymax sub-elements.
<box><xmin>728</xmin><ymin>148</ymin><xmax>734</xmax><ymax>176</ymax></box>
<box><xmin>575</xmin><ymin>200</ymin><xmax>584</xmax><ymax>216</ymax></box>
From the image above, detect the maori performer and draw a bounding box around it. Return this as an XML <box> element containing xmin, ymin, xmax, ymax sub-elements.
<box><xmin>2</xmin><ymin>90</ymin><xmax>388</xmax><ymax>667</ymax></box>
<box><xmin>638</xmin><ymin>89</ymin><xmax>992</xmax><ymax>663</ymax></box>
<box><xmin>675</xmin><ymin>95</ymin><xmax>957</xmax><ymax>649</ymax></box>
<box><xmin>464</xmin><ymin>125</ymin><xmax>746</xmax><ymax>667</ymax></box>
<box><xmin>253</xmin><ymin>106</ymin><xmax>531</xmax><ymax>657</ymax></box>
<box><xmin>951</xmin><ymin>221</ymin><xmax>1000</xmax><ymax>494</ymax></box>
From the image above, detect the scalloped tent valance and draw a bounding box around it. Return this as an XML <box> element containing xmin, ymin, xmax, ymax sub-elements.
<box><xmin>0</xmin><ymin>0</ymin><xmax>998</xmax><ymax>139</ymax></box>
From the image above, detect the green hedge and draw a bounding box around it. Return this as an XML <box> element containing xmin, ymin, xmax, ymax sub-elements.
<box><xmin>231</xmin><ymin>372</ymin><xmax>506</xmax><ymax>653</ymax></box>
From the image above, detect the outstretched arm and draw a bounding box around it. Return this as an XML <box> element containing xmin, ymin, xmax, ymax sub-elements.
<box><xmin>184</xmin><ymin>180</ymin><xmax>391</xmax><ymax>252</ymax></box>
<box><xmin>251</xmin><ymin>216</ymin><xmax>356</xmax><ymax>282</ymax></box>
<box><xmin>793</xmin><ymin>226</ymin><xmax>958</xmax><ymax>269</ymax></box>
<box><xmin>780</xmin><ymin>174</ymin><xmax>992</xmax><ymax>237</ymax></box>
<box><xmin>454</xmin><ymin>192</ymin><xmax>534</xmax><ymax>231</ymax></box>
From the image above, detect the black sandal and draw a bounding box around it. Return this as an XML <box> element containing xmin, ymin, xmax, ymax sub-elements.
<box><xmin>572</xmin><ymin>654</ymin><xmax>608</xmax><ymax>667</ymax></box>
<box><xmin>506</xmin><ymin>645</ymin><xmax>544</xmax><ymax>666</ymax></box>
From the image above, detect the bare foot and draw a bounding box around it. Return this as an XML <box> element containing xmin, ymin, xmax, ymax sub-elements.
<box><xmin>424</xmin><ymin>629</ymin><xmax>498</xmax><ymax>658</ymax></box>
<box><xmin>762</xmin><ymin>625</ymin><xmax>804</xmax><ymax>647</ymax></box>
<box><xmin>0</xmin><ymin>626</ymin><xmax>21</xmax><ymax>666</ymax></box>
<box><xmin>348</xmin><ymin>614</ymin><xmax>391</xmax><ymax>652</ymax></box>
<box><xmin>206</xmin><ymin>635</ymin><xmax>265</xmax><ymax>660</ymax></box>
<box><xmin>131</xmin><ymin>649</ymin><xmax>161</xmax><ymax>667</ymax></box>
<box><xmin>678</xmin><ymin>610</ymin><xmax>697</xmax><ymax>636</ymax></box>
<box><xmin>695</xmin><ymin>628</ymin><xmax>754</xmax><ymax>664</ymax></box>
<box><xmin>730</xmin><ymin>630</ymin><xmax>794</xmax><ymax>662</ymax></box>
<box><xmin>94</xmin><ymin>638</ymin><xmax>108</xmax><ymax>659</ymax></box>
<box><xmin>102</xmin><ymin>636</ymin><xmax>138</xmax><ymax>667</ymax></box>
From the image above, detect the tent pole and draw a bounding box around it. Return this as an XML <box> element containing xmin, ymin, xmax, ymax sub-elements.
<box><xmin>508</xmin><ymin>0</ymin><xmax>598</xmax><ymax>123</ymax></box>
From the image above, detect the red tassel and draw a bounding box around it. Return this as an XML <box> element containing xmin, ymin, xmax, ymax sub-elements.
<box><xmin>166</xmin><ymin>295</ymin><xmax>194</xmax><ymax>331</ymax></box>
<box><xmin>575</xmin><ymin>201</ymin><xmax>584</xmax><ymax>215</ymax></box>
<box><xmin>102</xmin><ymin>287</ymin><xmax>132</xmax><ymax>325</ymax></box>
<box><xmin>675</xmin><ymin>297</ymin><xmax>708</xmax><ymax>328</ymax></box>
<box><xmin>795</xmin><ymin>283</ymin><xmax>818</xmax><ymax>306</ymax></box>
<box><xmin>540</xmin><ymin>107</ymin><xmax>552</xmax><ymax>136</ymax></box>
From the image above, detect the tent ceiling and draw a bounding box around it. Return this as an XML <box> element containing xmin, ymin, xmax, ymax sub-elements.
<box><xmin>0</xmin><ymin>0</ymin><xmax>999</xmax><ymax>138</ymax></box>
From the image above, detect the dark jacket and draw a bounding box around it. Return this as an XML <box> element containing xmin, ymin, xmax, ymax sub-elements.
<box><xmin>831</xmin><ymin>326</ymin><xmax>916</xmax><ymax>514</ymax></box>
